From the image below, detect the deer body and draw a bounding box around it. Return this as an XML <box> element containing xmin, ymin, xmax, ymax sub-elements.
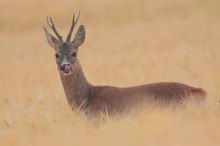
<box><xmin>60</xmin><ymin>59</ymin><xmax>206</xmax><ymax>116</ymax></box>
<box><xmin>44</xmin><ymin>12</ymin><xmax>207</xmax><ymax>117</ymax></box>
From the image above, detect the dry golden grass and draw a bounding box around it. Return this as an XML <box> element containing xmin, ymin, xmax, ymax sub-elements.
<box><xmin>1</xmin><ymin>0</ymin><xmax>220</xmax><ymax>146</ymax></box>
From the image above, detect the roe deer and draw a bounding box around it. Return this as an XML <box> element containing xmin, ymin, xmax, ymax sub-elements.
<box><xmin>44</xmin><ymin>12</ymin><xmax>207</xmax><ymax>117</ymax></box>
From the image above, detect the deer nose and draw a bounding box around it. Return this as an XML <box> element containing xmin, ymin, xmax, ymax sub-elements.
<box><xmin>60</xmin><ymin>64</ymin><xmax>72</xmax><ymax>73</ymax></box>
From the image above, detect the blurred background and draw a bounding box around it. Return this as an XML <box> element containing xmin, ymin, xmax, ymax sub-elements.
<box><xmin>1</xmin><ymin>0</ymin><xmax>220</xmax><ymax>146</ymax></box>
<box><xmin>1</xmin><ymin>0</ymin><xmax>220</xmax><ymax>98</ymax></box>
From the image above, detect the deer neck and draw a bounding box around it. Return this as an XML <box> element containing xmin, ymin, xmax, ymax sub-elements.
<box><xmin>60</xmin><ymin>61</ymin><xmax>92</xmax><ymax>110</ymax></box>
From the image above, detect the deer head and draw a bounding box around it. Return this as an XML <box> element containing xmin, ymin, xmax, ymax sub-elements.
<box><xmin>44</xmin><ymin>12</ymin><xmax>85</xmax><ymax>76</ymax></box>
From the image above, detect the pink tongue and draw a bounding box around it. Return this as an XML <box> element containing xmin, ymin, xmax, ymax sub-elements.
<box><xmin>64</xmin><ymin>65</ymin><xmax>71</xmax><ymax>73</ymax></box>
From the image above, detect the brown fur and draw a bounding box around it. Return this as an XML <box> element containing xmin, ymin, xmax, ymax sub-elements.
<box><xmin>60</xmin><ymin>61</ymin><xmax>207</xmax><ymax>117</ymax></box>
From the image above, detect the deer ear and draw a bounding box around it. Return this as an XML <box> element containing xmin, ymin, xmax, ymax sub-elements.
<box><xmin>72</xmin><ymin>25</ymin><xmax>85</xmax><ymax>47</ymax></box>
<box><xmin>44</xmin><ymin>27</ymin><xmax>59</xmax><ymax>49</ymax></box>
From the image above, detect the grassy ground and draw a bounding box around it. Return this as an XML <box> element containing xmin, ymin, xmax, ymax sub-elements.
<box><xmin>1</xmin><ymin>0</ymin><xmax>220</xmax><ymax>145</ymax></box>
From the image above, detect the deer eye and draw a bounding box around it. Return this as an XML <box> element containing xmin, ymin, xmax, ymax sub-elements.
<box><xmin>55</xmin><ymin>53</ymin><xmax>59</xmax><ymax>58</ymax></box>
<box><xmin>71</xmin><ymin>52</ymin><xmax>76</xmax><ymax>57</ymax></box>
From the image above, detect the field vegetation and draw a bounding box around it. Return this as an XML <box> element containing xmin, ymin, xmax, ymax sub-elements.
<box><xmin>1</xmin><ymin>0</ymin><xmax>220</xmax><ymax>145</ymax></box>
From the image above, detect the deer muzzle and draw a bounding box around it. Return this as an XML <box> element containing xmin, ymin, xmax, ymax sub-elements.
<box><xmin>61</xmin><ymin>64</ymin><xmax>72</xmax><ymax>73</ymax></box>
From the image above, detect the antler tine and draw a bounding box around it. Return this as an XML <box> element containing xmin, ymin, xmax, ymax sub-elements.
<box><xmin>46</xmin><ymin>16</ymin><xmax>63</xmax><ymax>41</ymax></box>
<box><xmin>66</xmin><ymin>11</ymin><xmax>81</xmax><ymax>42</ymax></box>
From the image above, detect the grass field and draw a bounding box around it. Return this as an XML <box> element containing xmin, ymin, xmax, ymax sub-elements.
<box><xmin>1</xmin><ymin>0</ymin><xmax>220</xmax><ymax>146</ymax></box>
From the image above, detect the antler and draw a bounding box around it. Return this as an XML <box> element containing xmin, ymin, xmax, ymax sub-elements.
<box><xmin>66</xmin><ymin>11</ymin><xmax>81</xmax><ymax>42</ymax></box>
<box><xmin>47</xmin><ymin>17</ymin><xmax>63</xmax><ymax>41</ymax></box>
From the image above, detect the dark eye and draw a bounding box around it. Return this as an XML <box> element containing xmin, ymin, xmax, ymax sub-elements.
<box><xmin>71</xmin><ymin>52</ymin><xmax>76</xmax><ymax>57</ymax></box>
<box><xmin>55</xmin><ymin>53</ymin><xmax>59</xmax><ymax>58</ymax></box>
